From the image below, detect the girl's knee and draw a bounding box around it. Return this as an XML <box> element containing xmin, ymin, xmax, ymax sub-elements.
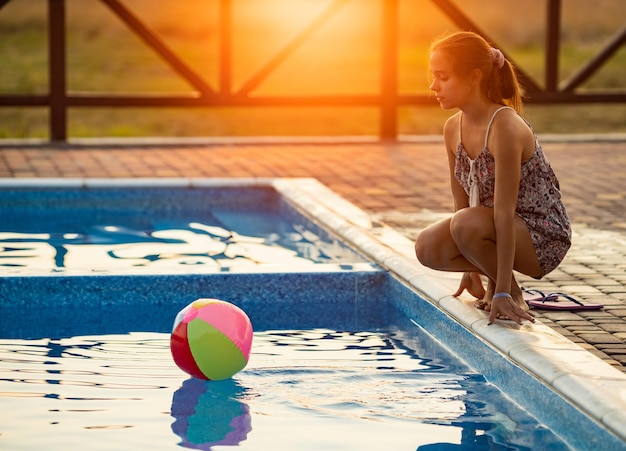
<box><xmin>449</xmin><ymin>210</ymin><xmax>472</xmax><ymax>243</ymax></box>
<box><xmin>414</xmin><ymin>222</ymin><xmax>454</xmax><ymax>269</ymax></box>
<box><xmin>414</xmin><ymin>229</ymin><xmax>439</xmax><ymax>268</ymax></box>
<box><xmin>414</xmin><ymin>231</ymin><xmax>430</xmax><ymax>265</ymax></box>
<box><xmin>449</xmin><ymin>208</ymin><xmax>491</xmax><ymax>245</ymax></box>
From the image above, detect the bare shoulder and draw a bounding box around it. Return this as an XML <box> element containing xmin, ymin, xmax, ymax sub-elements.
<box><xmin>443</xmin><ymin>111</ymin><xmax>462</xmax><ymax>152</ymax></box>
<box><xmin>490</xmin><ymin>108</ymin><xmax>535</xmax><ymax>156</ymax></box>
<box><xmin>443</xmin><ymin>111</ymin><xmax>461</xmax><ymax>135</ymax></box>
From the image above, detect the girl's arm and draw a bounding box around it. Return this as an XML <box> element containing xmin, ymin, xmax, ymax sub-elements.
<box><xmin>444</xmin><ymin>114</ymin><xmax>486</xmax><ymax>299</ymax></box>
<box><xmin>489</xmin><ymin>111</ymin><xmax>531</xmax><ymax>315</ymax></box>
<box><xmin>443</xmin><ymin>113</ymin><xmax>469</xmax><ymax>211</ymax></box>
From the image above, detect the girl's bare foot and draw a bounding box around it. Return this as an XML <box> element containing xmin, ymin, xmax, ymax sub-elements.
<box><xmin>474</xmin><ymin>299</ymin><xmax>489</xmax><ymax>310</ymax></box>
<box><xmin>510</xmin><ymin>277</ymin><xmax>531</xmax><ymax>312</ymax></box>
<box><xmin>473</xmin><ymin>280</ymin><xmax>494</xmax><ymax>311</ymax></box>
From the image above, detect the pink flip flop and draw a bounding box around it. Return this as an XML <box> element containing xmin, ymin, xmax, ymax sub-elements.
<box><xmin>522</xmin><ymin>288</ymin><xmax>557</xmax><ymax>303</ymax></box>
<box><xmin>525</xmin><ymin>292</ymin><xmax>603</xmax><ymax>311</ymax></box>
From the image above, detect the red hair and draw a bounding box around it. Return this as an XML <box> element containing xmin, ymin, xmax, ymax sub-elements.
<box><xmin>430</xmin><ymin>31</ymin><xmax>523</xmax><ymax>114</ymax></box>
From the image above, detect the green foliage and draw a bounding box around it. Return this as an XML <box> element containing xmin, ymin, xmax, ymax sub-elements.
<box><xmin>0</xmin><ymin>0</ymin><xmax>624</xmax><ymax>138</ymax></box>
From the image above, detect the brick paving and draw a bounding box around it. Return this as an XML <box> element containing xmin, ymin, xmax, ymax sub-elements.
<box><xmin>1</xmin><ymin>138</ymin><xmax>626</xmax><ymax>371</ymax></box>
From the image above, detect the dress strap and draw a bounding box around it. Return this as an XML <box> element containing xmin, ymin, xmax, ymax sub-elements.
<box><xmin>484</xmin><ymin>106</ymin><xmax>512</xmax><ymax>148</ymax></box>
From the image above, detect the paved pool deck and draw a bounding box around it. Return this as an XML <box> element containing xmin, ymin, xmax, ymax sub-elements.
<box><xmin>1</xmin><ymin>135</ymin><xmax>625</xmax><ymax>374</ymax></box>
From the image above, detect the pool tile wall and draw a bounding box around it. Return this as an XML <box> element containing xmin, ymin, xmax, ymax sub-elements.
<box><xmin>0</xmin><ymin>271</ymin><xmax>388</xmax><ymax>338</ymax></box>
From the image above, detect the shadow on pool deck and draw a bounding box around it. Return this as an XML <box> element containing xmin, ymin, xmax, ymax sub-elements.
<box><xmin>1</xmin><ymin>135</ymin><xmax>626</xmax><ymax>373</ymax></box>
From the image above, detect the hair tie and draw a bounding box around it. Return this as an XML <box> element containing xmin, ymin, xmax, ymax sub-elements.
<box><xmin>491</xmin><ymin>47</ymin><xmax>505</xmax><ymax>69</ymax></box>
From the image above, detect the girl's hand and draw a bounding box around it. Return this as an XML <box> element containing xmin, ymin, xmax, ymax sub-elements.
<box><xmin>488</xmin><ymin>295</ymin><xmax>535</xmax><ymax>325</ymax></box>
<box><xmin>453</xmin><ymin>272</ymin><xmax>486</xmax><ymax>299</ymax></box>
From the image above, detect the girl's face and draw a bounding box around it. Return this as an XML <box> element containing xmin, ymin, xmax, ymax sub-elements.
<box><xmin>429</xmin><ymin>50</ymin><xmax>474</xmax><ymax>110</ymax></box>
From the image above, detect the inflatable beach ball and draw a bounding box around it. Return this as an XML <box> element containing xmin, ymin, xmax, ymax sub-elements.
<box><xmin>170</xmin><ymin>299</ymin><xmax>253</xmax><ymax>380</ymax></box>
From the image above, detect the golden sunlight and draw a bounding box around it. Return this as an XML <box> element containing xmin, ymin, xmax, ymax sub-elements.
<box><xmin>231</xmin><ymin>0</ymin><xmax>380</xmax><ymax>95</ymax></box>
<box><xmin>251</xmin><ymin>0</ymin><xmax>333</xmax><ymax>29</ymax></box>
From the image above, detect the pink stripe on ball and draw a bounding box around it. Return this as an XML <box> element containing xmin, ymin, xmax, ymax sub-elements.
<box><xmin>194</xmin><ymin>300</ymin><xmax>253</xmax><ymax>359</ymax></box>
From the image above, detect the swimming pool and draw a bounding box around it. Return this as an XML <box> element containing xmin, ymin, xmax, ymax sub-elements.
<box><xmin>0</xmin><ymin>179</ymin><xmax>374</xmax><ymax>275</ymax></box>
<box><xmin>1</xmin><ymin>178</ymin><xmax>625</xmax><ymax>450</ymax></box>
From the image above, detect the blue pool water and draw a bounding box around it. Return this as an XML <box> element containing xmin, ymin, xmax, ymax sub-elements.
<box><xmin>1</xmin><ymin>310</ymin><xmax>570</xmax><ymax>450</ymax></box>
<box><xmin>0</xmin><ymin>186</ymin><xmax>372</xmax><ymax>275</ymax></box>
<box><xmin>0</xmin><ymin>182</ymin><xmax>588</xmax><ymax>449</ymax></box>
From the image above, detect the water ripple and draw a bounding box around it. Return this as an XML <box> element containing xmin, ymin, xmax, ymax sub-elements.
<box><xmin>0</xmin><ymin>330</ymin><xmax>570</xmax><ymax>450</ymax></box>
<box><xmin>0</xmin><ymin>215</ymin><xmax>371</xmax><ymax>275</ymax></box>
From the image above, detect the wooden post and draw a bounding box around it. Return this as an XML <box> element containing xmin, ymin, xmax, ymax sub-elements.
<box><xmin>219</xmin><ymin>0</ymin><xmax>232</xmax><ymax>97</ymax></box>
<box><xmin>546</xmin><ymin>0</ymin><xmax>561</xmax><ymax>92</ymax></box>
<box><xmin>48</xmin><ymin>0</ymin><xmax>67</xmax><ymax>142</ymax></box>
<box><xmin>380</xmin><ymin>0</ymin><xmax>398</xmax><ymax>141</ymax></box>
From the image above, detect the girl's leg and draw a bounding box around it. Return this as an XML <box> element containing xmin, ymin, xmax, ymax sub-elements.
<box><xmin>415</xmin><ymin>215</ymin><xmax>489</xmax><ymax>303</ymax></box>
<box><xmin>414</xmin><ymin>216</ymin><xmax>478</xmax><ymax>273</ymax></box>
<box><xmin>449</xmin><ymin>207</ymin><xmax>542</xmax><ymax>310</ymax></box>
<box><xmin>416</xmin><ymin>207</ymin><xmax>541</xmax><ymax>315</ymax></box>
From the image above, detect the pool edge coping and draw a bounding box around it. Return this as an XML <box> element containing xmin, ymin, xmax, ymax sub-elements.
<box><xmin>2</xmin><ymin>176</ymin><xmax>625</xmax><ymax>444</ymax></box>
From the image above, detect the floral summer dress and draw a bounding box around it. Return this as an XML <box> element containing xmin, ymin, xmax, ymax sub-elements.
<box><xmin>454</xmin><ymin>106</ymin><xmax>571</xmax><ymax>277</ymax></box>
